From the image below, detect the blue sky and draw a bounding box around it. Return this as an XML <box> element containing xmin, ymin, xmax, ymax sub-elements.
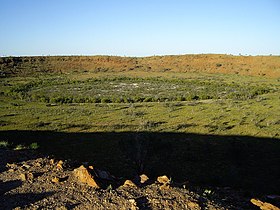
<box><xmin>0</xmin><ymin>0</ymin><xmax>280</xmax><ymax>56</ymax></box>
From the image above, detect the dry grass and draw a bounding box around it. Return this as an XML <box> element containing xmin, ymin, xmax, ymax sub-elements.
<box><xmin>1</xmin><ymin>54</ymin><xmax>280</xmax><ymax>77</ymax></box>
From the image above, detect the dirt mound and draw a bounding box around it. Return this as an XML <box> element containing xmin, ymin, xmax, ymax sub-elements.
<box><xmin>2</xmin><ymin>149</ymin><xmax>278</xmax><ymax>209</ymax></box>
<box><xmin>1</xmin><ymin>54</ymin><xmax>280</xmax><ymax>77</ymax></box>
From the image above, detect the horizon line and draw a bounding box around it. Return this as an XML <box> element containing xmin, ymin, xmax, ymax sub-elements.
<box><xmin>1</xmin><ymin>53</ymin><xmax>279</xmax><ymax>58</ymax></box>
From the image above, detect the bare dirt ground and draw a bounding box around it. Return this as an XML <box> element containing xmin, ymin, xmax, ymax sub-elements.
<box><xmin>2</xmin><ymin>149</ymin><xmax>279</xmax><ymax>210</ymax></box>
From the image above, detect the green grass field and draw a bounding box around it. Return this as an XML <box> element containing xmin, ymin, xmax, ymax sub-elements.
<box><xmin>1</xmin><ymin>72</ymin><xmax>279</xmax><ymax>137</ymax></box>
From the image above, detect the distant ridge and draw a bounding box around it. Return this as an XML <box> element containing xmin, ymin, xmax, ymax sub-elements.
<box><xmin>1</xmin><ymin>54</ymin><xmax>279</xmax><ymax>77</ymax></box>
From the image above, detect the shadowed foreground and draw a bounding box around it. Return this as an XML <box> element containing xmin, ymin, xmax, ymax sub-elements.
<box><xmin>1</xmin><ymin>130</ymin><xmax>280</xmax><ymax>194</ymax></box>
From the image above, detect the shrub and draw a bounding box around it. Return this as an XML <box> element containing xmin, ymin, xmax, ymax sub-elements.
<box><xmin>143</xmin><ymin>97</ymin><xmax>153</xmax><ymax>102</ymax></box>
<box><xmin>216</xmin><ymin>63</ymin><xmax>222</xmax><ymax>67</ymax></box>
<box><xmin>0</xmin><ymin>141</ymin><xmax>9</xmax><ymax>148</ymax></box>
<box><xmin>29</xmin><ymin>142</ymin><xmax>39</xmax><ymax>149</ymax></box>
<box><xmin>101</xmin><ymin>98</ymin><xmax>112</xmax><ymax>103</ymax></box>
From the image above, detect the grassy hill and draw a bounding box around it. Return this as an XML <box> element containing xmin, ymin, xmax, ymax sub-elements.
<box><xmin>1</xmin><ymin>54</ymin><xmax>280</xmax><ymax>77</ymax></box>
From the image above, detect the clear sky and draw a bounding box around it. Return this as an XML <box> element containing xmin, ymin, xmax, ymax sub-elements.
<box><xmin>0</xmin><ymin>0</ymin><xmax>280</xmax><ymax>56</ymax></box>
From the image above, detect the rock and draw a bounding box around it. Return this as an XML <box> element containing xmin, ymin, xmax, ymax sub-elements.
<box><xmin>22</xmin><ymin>163</ymin><xmax>31</xmax><ymax>170</ymax></box>
<box><xmin>186</xmin><ymin>201</ymin><xmax>201</xmax><ymax>210</ymax></box>
<box><xmin>19</xmin><ymin>172</ymin><xmax>33</xmax><ymax>182</ymax></box>
<box><xmin>73</xmin><ymin>165</ymin><xmax>99</xmax><ymax>188</ymax></box>
<box><xmin>50</xmin><ymin>159</ymin><xmax>55</xmax><ymax>165</ymax></box>
<box><xmin>19</xmin><ymin>173</ymin><xmax>27</xmax><ymax>181</ymax></box>
<box><xmin>123</xmin><ymin>180</ymin><xmax>137</xmax><ymax>188</ymax></box>
<box><xmin>159</xmin><ymin>184</ymin><xmax>170</xmax><ymax>190</ymax></box>
<box><xmin>6</xmin><ymin>163</ymin><xmax>17</xmax><ymax>169</ymax></box>
<box><xmin>52</xmin><ymin>177</ymin><xmax>60</xmax><ymax>183</ymax></box>
<box><xmin>139</xmin><ymin>174</ymin><xmax>149</xmax><ymax>184</ymax></box>
<box><xmin>250</xmin><ymin>198</ymin><xmax>280</xmax><ymax>210</ymax></box>
<box><xmin>34</xmin><ymin>162</ymin><xmax>41</xmax><ymax>167</ymax></box>
<box><xmin>157</xmin><ymin>175</ymin><xmax>170</xmax><ymax>185</ymax></box>
<box><xmin>129</xmin><ymin>199</ymin><xmax>139</xmax><ymax>210</ymax></box>
<box><xmin>57</xmin><ymin>160</ymin><xmax>64</xmax><ymax>170</ymax></box>
<box><xmin>52</xmin><ymin>176</ymin><xmax>68</xmax><ymax>183</ymax></box>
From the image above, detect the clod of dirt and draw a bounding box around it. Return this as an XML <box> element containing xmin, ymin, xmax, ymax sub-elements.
<box><xmin>186</xmin><ymin>201</ymin><xmax>201</xmax><ymax>210</ymax></box>
<box><xmin>6</xmin><ymin>163</ymin><xmax>17</xmax><ymax>169</ymax></box>
<box><xmin>128</xmin><ymin>198</ymin><xmax>139</xmax><ymax>210</ymax></box>
<box><xmin>157</xmin><ymin>175</ymin><xmax>170</xmax><ymax>185</ymax></box>
<box><xmin>51</xmin><ymin>177</ymin><xmax>60</xmax><ymax>183</ymax></box>
<box><xmin>50</xmin><ymin>159</ymin><xmax>55</xmax><ymax>165</ymax></box>
<box><xmin>73</xmin><ymin>165</ymin><xmax>99</xmax><ymax>188</ymax></box>
<box><xmin>56</xmin><ymin>160</ymin><xmax>64</xmax><ymax>170</ymax></box>
<box><xmin>250</xmin><ymin>198</ymin><xmax>280</xmax><ymax>210</ymax></box>
<box><xmin>22</xmin><ymin>163</ymin><xmax>31</xmax><ymax>170</ymax></box>
<box><xmin>123</xmin><ymin>179</ymin><xmax>137</xmax><ymax>188</ymax></box>
<box><xmin>139</xmin><ymin>174</ymin><xmax>149</xmax><ymax>184</ymax></box>
<box><xmin>52</xmin><ymin>176</ymin><xmax>68</xmax><ymax>183</ymax></box>
<box><xmin>19</xmin><ymin>172</ymin><xmax>33</xmax><ymax>182</ymax></box>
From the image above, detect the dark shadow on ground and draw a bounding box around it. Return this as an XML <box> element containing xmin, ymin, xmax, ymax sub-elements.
<box><xmin>0</xmin><ymin>180</ymin><xmax>22</xmax><ymax>195</ymax></box>
<box><xmin>1</xmin><ymin>130</ymin><xmax>280</xmax><ymax>194</ymax></box>
<box><xmin>0</xmin><ymin>191</ymin><xmax>54</xmax><ymax>209</ymax></box>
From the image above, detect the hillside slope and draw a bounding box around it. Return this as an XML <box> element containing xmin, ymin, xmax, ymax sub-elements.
<box><xmin>1</xmin><ymin>54</ymin><xmax>280</xmax><ymax>77</ymax></box>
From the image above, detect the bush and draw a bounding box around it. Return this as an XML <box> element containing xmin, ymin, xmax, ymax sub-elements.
<box><xmin>29</xmin><ymin>142</ymin><xmax>39</xmax><ymax>149</ymax></box>
<box><xmin>101</xmin><ymin>98</ymin><xmax>112</xmax><ymax>103</ymax></box>
<box><xmin>143</xmin><ymin>97</ymin><xmax>153</xmax><ymax>102</ymax></box>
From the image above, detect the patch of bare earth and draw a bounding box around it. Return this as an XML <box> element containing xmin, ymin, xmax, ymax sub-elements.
<box><xmin>1</xmin><ymin>149</ymin><xmax>279</xmax><ymax>210</ymax></box>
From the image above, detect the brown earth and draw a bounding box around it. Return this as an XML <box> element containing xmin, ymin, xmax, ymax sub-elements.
<box><xmin>2</xmin><ymin>148</ymin><xmax>277</xmax><ymax>210</ymax></box>
<box><xmin>0</xmin><ymin>54</ymin><xmax>280</xmax><ymax>77</ymax></box>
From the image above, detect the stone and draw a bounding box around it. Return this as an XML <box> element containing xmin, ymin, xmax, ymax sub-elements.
<box><xmin>50</xmin><ymin>159</ymin><xmax>55</xmax><ymax>165</ymax></box>
<box><xmin>34</xmin><ymin>162</ymin><xmax>41</xmax><ymax>167</ymax></box>
<box><xmin>51</xmin><ymin>177</ymin><xmax>60</xmax><ymax>183</ymax></box>
<box><xmin>129</xmin><ymin>199</ymin><xmax>139</xmax><ymax>210</ymax></box>
<box><xmin>73</xmin><ymin>165</ymin><xmax>99</xmax><ymax>188</ymax></box>
<box><xmin>157</xmin><ymin>175</ymin><xmax>170</xmax><ymax>185</ymax></box>
<box><xmin>250</xmin><ymin>198</ymin><xmax>280</xmax><ymax>210</ymax></box>
<box><xmin>6</xmin><ymin>163</ymin><xmax>17</xmax><ymax>169</ymax></box>
<box><xmin>123</xmin><ymin>180</ymin><xmax>137</xmax><ymax>188</ymax></box>
<box><xmin>139</xmin><ymin>174</ymin><xmax>149</xmax><ymax>184</ymax></box>
<box><xmin>19</xmin><ymin>172</ymin><xmax>33</xmax><ymax>182</ymax></box>
<box><xmin>186</xmin><ymin>201</ymin><xmax>201</xmax><ymax>210</ymax></box>
<box><xmin>57</xmin><ymin>160</ymin><xmax>64</xmax><ymax>170</ymax></box>
<box><xmin>159</xmin><ymin>184</ymin><xmax>170</xmax><ymax>190</ymax></box>
<box><xmin>19</xmin><ymin>173</ymin><xmax>27</xmax><ymax>181</ymax></box>
<box><xmin>22</xmin><ymin>163</ymin><xmax>31</xmax><ymax>170</ymax></box>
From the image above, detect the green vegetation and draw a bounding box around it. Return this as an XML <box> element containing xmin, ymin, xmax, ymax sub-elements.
<box><xmin>1</xmin><ymin>72</ymin><xmax>279</xmax><ymax>137</ymax></box>
<box><xmin>0</xmin><ymin>140</ymin><xmax>39</xmax><ymax>150</ymax></box>
<box><xmin>2</xmin><ymin>75</ymin><xmax>273</xmax><ymax>104</ymax></box>
<box><xmin>0</xmin><ymin>141</ymin><xmax>9</xmax><ymax>148</ymax></box>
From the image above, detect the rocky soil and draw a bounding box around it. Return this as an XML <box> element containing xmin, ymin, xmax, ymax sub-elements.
<box><xmin>1</xmin><ymin>148</ymin><xmax>279</xmax><ymax>210</ymax></box>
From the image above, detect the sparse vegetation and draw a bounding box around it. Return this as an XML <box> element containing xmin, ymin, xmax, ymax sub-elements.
<box><xmin>3</xmin><ymin>76</ymin><xmax>273</xmax><ymax>104</ymax></box>
<box><xmin>0</xmin><ymin>141</ymin><xmax>9</xmax><ymax>148</ymax></box>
